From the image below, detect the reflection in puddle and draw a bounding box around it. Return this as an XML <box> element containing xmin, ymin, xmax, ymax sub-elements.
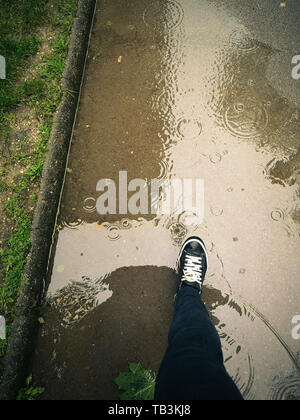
<box><xmin>48</xmin><ymin>277</ymin><xmax>112</xmax><ymax>328</ymax></box>
<box><xmin>33</xmin><ymin>0</ymin><xmax>300</xmax><ymax>400</ymax></box>
<box><xmin>48</xmin><ymin>216</ymin><xmax>229</xmax><ymax>325</ymax></box>
<box><xmin>205</xmin><ymin>289</ymin><xmax>300</xmax><ymax>400</ymax></box>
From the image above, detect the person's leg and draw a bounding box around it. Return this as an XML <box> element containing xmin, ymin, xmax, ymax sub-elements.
<box><xmin>155</xmin><ymin>238</ymin><xmax>243</xmax><ymax>401</ymax></box>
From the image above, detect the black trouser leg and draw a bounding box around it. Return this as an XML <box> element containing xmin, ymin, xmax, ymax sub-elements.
<box><xmin>155</xmin><ymin>285</ymin><xmax>243</xmax><ymax>400</ymax></box>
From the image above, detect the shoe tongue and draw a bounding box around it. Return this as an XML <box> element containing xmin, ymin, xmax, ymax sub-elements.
<box><xmin>185</xmin><ymin>242</ymin><xmax>202</xmax><ymax>257</ymax></box>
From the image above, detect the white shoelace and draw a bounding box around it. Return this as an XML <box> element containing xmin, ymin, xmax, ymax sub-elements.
<box><xmin>181</xmin><ymin>254</ymin><xmax>203</xmax><ymax>284</ymax></box>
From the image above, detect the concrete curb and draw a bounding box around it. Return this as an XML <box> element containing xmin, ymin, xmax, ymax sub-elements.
<box><xmin>0</xmin><ymin>0</ymin><xmax>97</xmax><ymax>400</ymax></box>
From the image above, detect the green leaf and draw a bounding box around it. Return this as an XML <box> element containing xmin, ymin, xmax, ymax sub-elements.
<box><xmin>115</xmin><ymin>362</ymin><xmax>155</xmax><ymax>401</ymax></box>
<box><xmin>26</xmin><ymin>374</ymin><xmax>33</xmax><ymax>386</ymax></box>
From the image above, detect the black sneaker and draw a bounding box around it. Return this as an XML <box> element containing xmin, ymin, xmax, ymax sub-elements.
<box><xmin>178</xmin><ymin>236</ymin><xmax>208</xmax><ymax>293</ymax></box>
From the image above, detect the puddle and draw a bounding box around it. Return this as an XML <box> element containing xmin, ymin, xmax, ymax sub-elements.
<box><xmin>32</xmin><ymin>0</ymin><xmax>300</xmax><ymax>400</ymax></box>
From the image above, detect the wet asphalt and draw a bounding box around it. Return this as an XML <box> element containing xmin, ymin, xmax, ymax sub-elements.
<box><xmin>31</xmin><ymin>0</ymin><xmax>300</xmax><ymax>400</ymax></box>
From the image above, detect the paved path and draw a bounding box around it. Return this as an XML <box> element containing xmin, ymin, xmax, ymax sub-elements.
<box><xmin>32</xmin><ymin>0</ymin><xmax>300</xmax><ymax>400</ymax></box>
